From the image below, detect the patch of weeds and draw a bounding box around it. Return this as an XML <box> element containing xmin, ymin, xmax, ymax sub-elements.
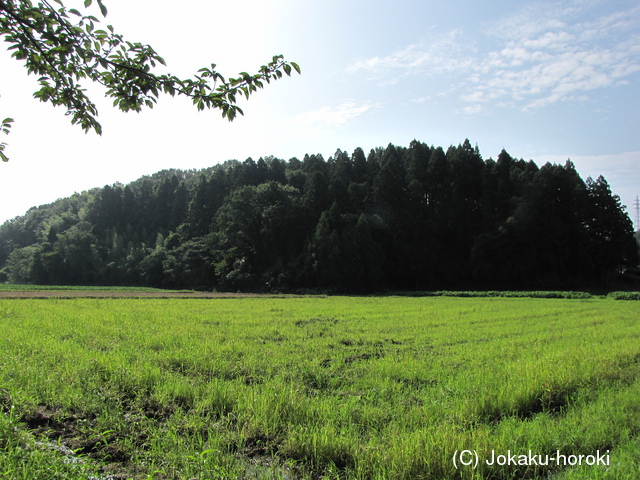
<box><xmin>139</xmin><ymin>397</ymin><xmax>177</xmax><ymax>421</ymax></box>
<box><xmin>15</xmin><ymin>401</ymin><xmax>157</xmax><ymax>479</ymax></box>
<box><xmin>0</xmin><ymin>387</ymin><xmax>13</xmax><ymax>413</ymax></box>
<box><xmin>343</xmin><ymin>352</ymin><xmax>383</xmax><ymax>364</ymax></box>
<box><xmin>299</xmin><ymin>366</ymin><xmax>334</xmax><ymax>392</ymax></box>
<box><xmin>294</xmin><ymin>316</ymin><xmax>339</xmax><ymax>327</ymax></box>
<box><xmin>478</xmin><ymin>384</ymin><xmax>578</xmax><ymax>425</ymax></box>
<box><xmin>397</xmin><ymin>377</ymin><xmax>438</xmax><ymax>389</ymax></box>
<box><xmin>241</xmin><ymin>456</ymin><xmax>305</xmax><ymax>480</ymax></box>
<box><xmin>241</xmin><ymin>432</ymin><xmax>282</xmax><ymax>457</ymax></box>
<box><xmin>261</xmin><ymin>331</ymin><xmax>288</xmax><ymax>343</ymax></box>
<box><xmin>0</xmin><ymin>416</ymin><xmax>103</xmax><ymax>479</ymax></box>
<box><xmin>607</xmin><ymin>291</ymin><xmax>640</xmax><ymax>300</ymax></box>
<box><xmin>20</xmin><ymin>404</ymin><xmax>69</xmax><ymax>433</ymax></box>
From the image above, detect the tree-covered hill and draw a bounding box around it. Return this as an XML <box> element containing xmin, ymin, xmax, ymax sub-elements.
<box><xmin>1</xmin><ymin>139</ymin><xmax>637</xmax><ymax>292</ymax></box>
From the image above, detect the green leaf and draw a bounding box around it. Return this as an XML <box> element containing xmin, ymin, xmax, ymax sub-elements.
<box><xmin>84</xmin><ymin>0</ymin><xmax>92</xmax><ymax>7</ymax></box>
<box><xmin>97</xmin><ymin>0</ymin><xmax>108</xmax><ymax>17</ymax></box>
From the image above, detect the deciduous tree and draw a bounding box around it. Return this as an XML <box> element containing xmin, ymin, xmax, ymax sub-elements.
<box><xmin>0</xmin><ymin>0</ymin><xmax>300</xmax><ymax>161</ymax></box>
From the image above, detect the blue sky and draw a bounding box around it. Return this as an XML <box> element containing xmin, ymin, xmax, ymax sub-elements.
<box><xmin>0</xmin><ymin>0</ymin><xmax>639</xmax><ymax>227</ymax></box>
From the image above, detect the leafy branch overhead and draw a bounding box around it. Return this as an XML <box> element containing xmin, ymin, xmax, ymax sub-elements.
<box><xmin>0</xmin><ymin>0</ymin><xmax>300</xmax><ymax>160</ymax></box>
<box><xmin>0</xmin><ymin>117</ymin><xmax>13</xmax><ymax>162</ymax></box>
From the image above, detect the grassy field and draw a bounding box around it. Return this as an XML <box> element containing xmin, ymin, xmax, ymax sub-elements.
<box><xmin>0</xmin><ymin>295</ymin><xmax>639</xmax><ymax>479</ymax></box>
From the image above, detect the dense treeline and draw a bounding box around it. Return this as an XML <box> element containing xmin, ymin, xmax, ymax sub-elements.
<box><xmin>0</xmin><ymin>139</ymin><xmax>637</xmax><ymax>292</ymax></box>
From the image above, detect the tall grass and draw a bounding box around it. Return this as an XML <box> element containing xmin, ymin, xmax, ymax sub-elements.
<box><xmin>0</xmin><ymin>296</ymin><xmax>638</xmax><ymax>479</ymax></box>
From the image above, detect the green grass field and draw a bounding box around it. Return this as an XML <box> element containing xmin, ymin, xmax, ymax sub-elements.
<box><xmin>0</xmin><ymin>295</ymin><xmax>639</xmax><ymax>479</ymax></box>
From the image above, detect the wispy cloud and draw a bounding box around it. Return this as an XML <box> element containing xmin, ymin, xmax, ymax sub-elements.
<box><xmin>475</xmin><ymin>1</ymin><xmax>640</xmax><ymax>111</ymax></box>
<box><xmin>348</xmin><ymin>0</ymin><xmax>640</xmax><ymax>114</ymax></box>
<box><xmin>348</xmin><ymin>30</ymin><xmax>472</xmax><ymax>85</ymax></box>
<box><xmin>287</xmin><ymin>100</ymin><xmax>380</xmax><ymax>137</ymax></box>
<box><xmin>288</xmin><ymin>101</ymin><xmax>378</xmax><ymax>136</ymax></box>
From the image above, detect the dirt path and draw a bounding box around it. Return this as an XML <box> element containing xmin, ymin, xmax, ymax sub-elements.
<box><xmin>0</xmin><ymin>290</ymin><xmax>267</xmax><ymax>299</ymax></box>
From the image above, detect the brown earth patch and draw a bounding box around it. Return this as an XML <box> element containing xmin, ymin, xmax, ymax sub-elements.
<box><xmin>0</xmin><ymin>291</ymin><xmax>291</xmax><ymax>299</ymax></box>
<box><xmin>20</xmin><ymin>403</ymin><xmax>162</xmax><ymax>479</ymax></box>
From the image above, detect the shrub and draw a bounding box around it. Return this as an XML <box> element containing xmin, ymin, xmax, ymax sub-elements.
<box><xmin>607</xmin><ymin>291</ymin><xmax>640</xmax><ymax>301</ymax></box>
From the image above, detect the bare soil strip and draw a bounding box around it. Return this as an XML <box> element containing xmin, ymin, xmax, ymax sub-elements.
<box><xmin>0</xmin><ymin>291</ymin><xmax>266</xmax><ymax>299</ymax></box>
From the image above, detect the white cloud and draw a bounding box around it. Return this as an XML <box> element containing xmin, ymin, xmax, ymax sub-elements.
<box><xmin>347</xmin><ymin>30</ymin><xmax>471</xmax><ymax>84</ymax></box>
<box><xmin>522</xmin><ymin>31</ymin><xmax>575</xmax><ymax>51</ymax></box>
<box><xmin>288</xmin><ymin>101</ymin><xmax>378</xmax><ymax>136</ymax></box>
<box><xmin>348</xmin><ymin>1</ymin><xmax>640</xmax><ymax>114</ymax></box>
<box><xmin>479</xmin><ymin>2</ymin><xmax>640</xmax><ymax>110</ymax></box>
<box><xmin>460</xmin><ymin>104</ymin><xmax>483</xmax><ymax>115</ymax></box>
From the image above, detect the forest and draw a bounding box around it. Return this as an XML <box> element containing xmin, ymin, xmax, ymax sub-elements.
<box><xmin>0</xmin><ymin>139</ymin><xmax>638</xmax><ymax>293</ymax></box>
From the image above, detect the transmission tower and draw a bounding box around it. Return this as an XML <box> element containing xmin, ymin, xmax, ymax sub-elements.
<box><xmin>635</xmin><ymin>195</ymin><xmax>640</xmax><ymax>232</ymax></box>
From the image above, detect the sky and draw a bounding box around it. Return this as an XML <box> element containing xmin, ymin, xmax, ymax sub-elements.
<box><xmin>0</xmin><ymin>0</ymin><xmax>639</xmax><ymax>228</ymax></box>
